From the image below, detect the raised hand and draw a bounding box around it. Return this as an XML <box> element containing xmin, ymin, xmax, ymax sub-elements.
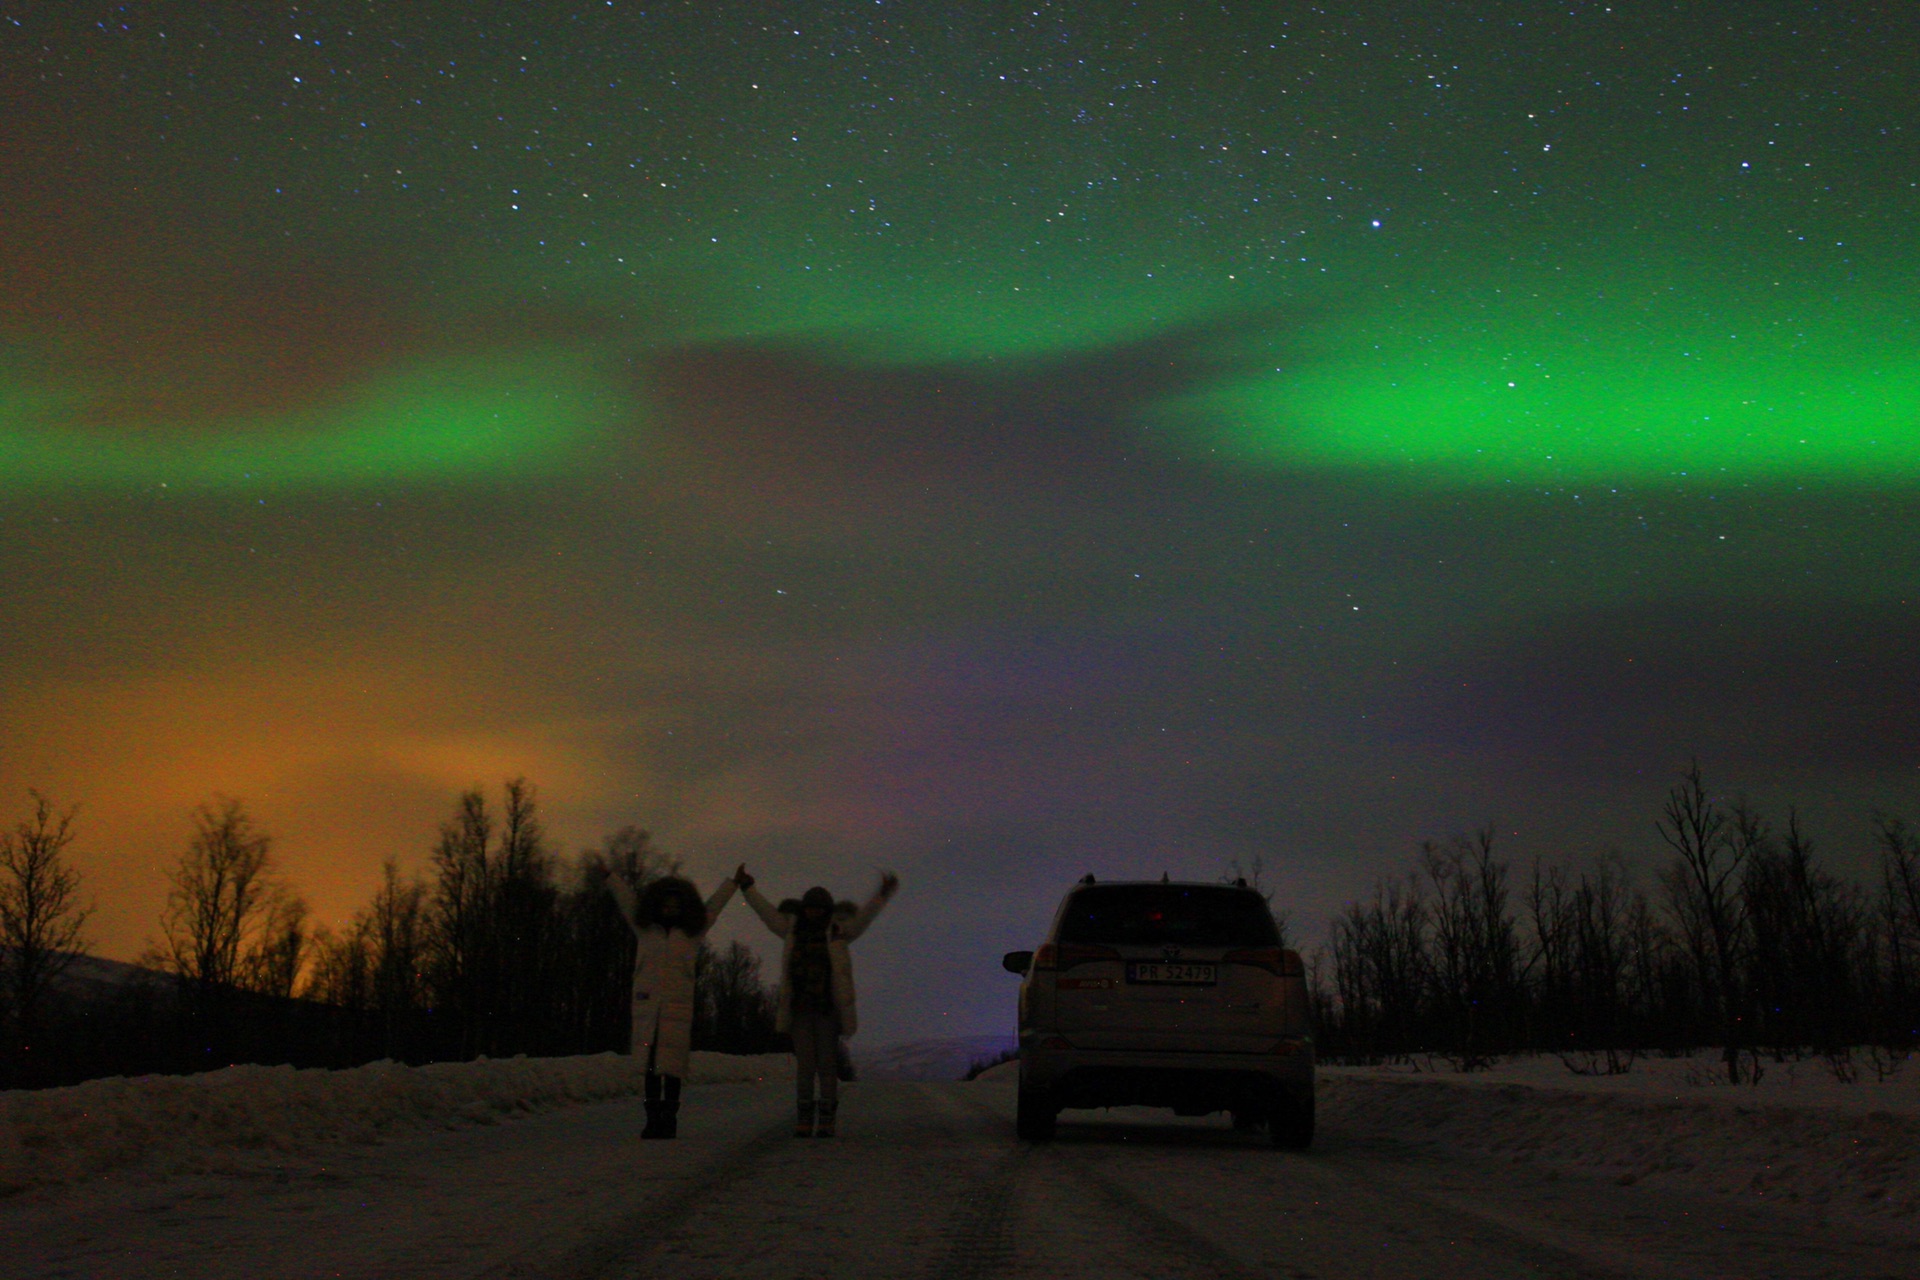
<box><xmin>735</xmin><ymin>863</ymin><xmax>756</xmax><ymax>889</ymax></box>
<box><xmin>879</xmin><ymin>871</ymin><xmax>900</xmax><ymax>897</ymax></box>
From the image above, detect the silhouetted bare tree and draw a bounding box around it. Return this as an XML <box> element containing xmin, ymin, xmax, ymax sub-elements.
<box><xmin>427</xmin><ymin>786</ymin><xmax>496</xmax><ymax>1057</ymax></box>
<box><xmin>490</xmin><ymin>779</ymin><xmax>557</xmax><ymax>1055</ymax></box>
<box><xmin>307</xmin><ymin>920</ymin><xmax>374</xmax><ymax>1013</ymax></box>
<box><xmin>694</xmin><ymin>939</ymin><xmax>780</xmax><ymax>1054</ymax></box>
<box><xmin>368</xmin><ymin>859</ymin><xmax>429</xmax><ymax>1045</ymax></box>
<box><xmin>0</xmin><ymin>791</ymin><xmax>93</xmax><ymax>1074</ymax></box>
<box><xmin>244</xmin><ymin>894</ymin><xmax>311</xmax><ymax>999</ymax></box>
<box><xmin>1743</xmin><ymin>808</ymin><xmax>1866</xmax><ymax>1060</ymax></box>
<box><xmin>1873</xmin><ymin>816</ymin><xmax>1920</xmax><ymax>1051</ymax></box>
<box><xmin>1327</xmin><ymin>871</ymin><xmax>1430</xmax><ymax>1061</ymax></box>
<box><xmin>422</xmin><ymin>780</ymin><xmax>569</xmax><ymax>1056</ymax></box>
<box><xmin>308</xmin><ymin>857</ymin><xmax>433</xmax><ymax>1059</ymax></box>
<box><xmin>1656</xmin><ymin>763</ymin><xmax>1751</xmax><ymax>1082</ymax></box>
<box><xmin>1565</xmin><ymin>856</ymin><xmax>1637</xmax><ymax>1071</ymax></box>
<box><xmin>156</xmin><ymin>798</ymin><xmax>278</xmax><ymax>995</ymax></box>
<box><xmin>1314</xmin><ymin>769</ymin><xmax>1919</xmax><ymax>1075</ymax></box>
<box><xmin>1</xmin><ymin>778</ymin><xmax>785</xmax><ymax>1087</ymax></box>
<box><xmin>1423</xmin><ymin>826</ymin><xmax>1522</xmax><ymax>1068</ymax></box>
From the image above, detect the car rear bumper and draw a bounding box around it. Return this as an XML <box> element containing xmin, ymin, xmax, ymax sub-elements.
<box><xmin>1020</xmin><ymin>1038</ymin><xmax>1314</xmax><ymax>1113</ymax></box>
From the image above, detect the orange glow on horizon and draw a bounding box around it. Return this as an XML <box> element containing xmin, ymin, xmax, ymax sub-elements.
<box><xmin>0</xmin><ymin>646</ymin><xmax>638</xmax><ymax>962</ymax></box>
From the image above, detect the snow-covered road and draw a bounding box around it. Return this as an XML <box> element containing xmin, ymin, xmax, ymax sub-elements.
<box><xmin>7</xmin><ymin>1079</ymin><xmax>1918</xmax><ymax>1279</ymax></box>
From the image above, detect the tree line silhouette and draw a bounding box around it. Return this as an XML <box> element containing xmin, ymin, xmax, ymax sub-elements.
<box><xmin>0</xmin><ymin>781</ymin><xmax>778</xmax><ymax>1090</ymax></box>
<box><xmin>1312</xmin><ymin>764</ymin><xmax>1920</xmax><ymax>1080</ymax></box>
<box><xmin>9</xmin><ymin>764</ymin><xmax>1920</xmax><ymax>1090</ymax></box>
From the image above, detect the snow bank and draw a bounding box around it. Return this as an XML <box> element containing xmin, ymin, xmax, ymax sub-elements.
<box><xmin>1322</xmin><ymin>1055</ymin><xmax>1920</xmax><ymax>1223</ymax></box>
<box><xmin>1330</xmin><ymin>1050</ymin><xmax>1920</xmax><ymax>1117</ymax></box>
<box><xmin>0</xmin><ymin>1051</ymin><xmax>788</xmax><ymax>1194</ymax></box>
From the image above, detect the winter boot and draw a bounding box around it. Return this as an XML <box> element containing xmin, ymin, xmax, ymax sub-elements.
<box><xmin>661</xmin><ymin>1098</ymin><xmax>680</xmax><ymax>1139</ymax></box>
<box><xmin>794</xmin><ymin>1100</ymin><xmax>815</xmax><ymax>1138</ymax></box>
<box><xmin>814</xmin><ymin>1100</ymin><xmax>838</xmax><ymax>1138</ymax></box>
<box><xmin>641</xmin><ymin>1100</ymin><xmax>667</xmax><ymax>1140</ymax></box>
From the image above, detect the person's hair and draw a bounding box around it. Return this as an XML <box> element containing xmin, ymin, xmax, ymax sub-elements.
<box><xmin>635</xmin><ymin>875</ymin><xmax>708</xmax><ymax>933</ymax></box>
<box><xmin>779</xmin><ymin>887</ymin><xmax>855</xmax><ymax>916</ymax></box>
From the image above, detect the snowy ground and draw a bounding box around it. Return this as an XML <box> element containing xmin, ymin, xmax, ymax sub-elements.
<box><xmin>4</xmin><ymin>1051</ymin><xmax>1917</xmax><ymax>1278</ymax></box>
<box><xmin>1320</xmin><ymin>1051</ymin><xmax>1920</xmax><ymax>1231</ymax></box>
<box><xmin>1327</xmin><ymin>1048</ymin><xmax>1920</xmax><ymax>1117</ymax></box>
<box><xmin>0</xmin><ymin>1051</ymin><xmax>788</xmax><ymax>1194</ymax></box>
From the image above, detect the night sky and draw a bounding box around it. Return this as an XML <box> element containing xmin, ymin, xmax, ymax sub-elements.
<box><xmin>5</xmin><ymin>2</ymin><xmax>1918</xmax><ymax>1043</ymax></box>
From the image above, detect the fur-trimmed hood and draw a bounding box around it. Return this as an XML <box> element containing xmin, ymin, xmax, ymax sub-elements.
<box><xmin>635</xmin><ymin>875</ymin><xmax>709</xmax><ymax>933</ymax></box>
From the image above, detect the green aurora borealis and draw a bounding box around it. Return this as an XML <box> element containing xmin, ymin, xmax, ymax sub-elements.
<box><xmin>2</xmin><ymin>350</ymin><xmax>622</xmax><ymax>488</ymax></box>
<box><xmin>4</xmin><ymin>2</ymin><xmax>1918</xmax><ymax>1038</ymax></box>
<box><xmin>11</xmin><ymin>259</ymin><xmax>1916</xmax><ymax>486</ymax></box>
<box><xmin>8</xmin><ymin>2</ymin><xmax>1915</xmax><ymax>489</ymax></box>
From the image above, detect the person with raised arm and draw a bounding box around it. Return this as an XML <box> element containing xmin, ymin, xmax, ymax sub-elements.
<box><xmin>607</xmin><ymin>871</ymin><xmax>737</xmax><ymax>1138</ymax></box>
<box><xmin>735</xmin><ymin>863</ymin><xmax>899</xmax><ymax>1137</ymax></box>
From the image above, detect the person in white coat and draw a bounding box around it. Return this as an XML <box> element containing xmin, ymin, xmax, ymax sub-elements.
<box><xmin>736</xmin><ymin>865</ymin><xmax>898</xmax><ymax>1137</ymax></box>
<box><xmin>608</xmin><ymin>872</ymin><xmax>737</xmax><ymax>1138</ymax></box>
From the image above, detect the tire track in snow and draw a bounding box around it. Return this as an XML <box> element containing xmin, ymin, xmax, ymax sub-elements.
<box><xmin>1026</xmin><ymin>1097</ymin><xmax>1640</xmax><ymax>1280</ymax></box>
<box><xmin>1043</xmin><ymin>1150</ymin><xmax>1273</xmax><ymax>1280</ymax></box>
<box><xmin>921</xmin><ymin>1143</ymin><xmax>1030</xmax><ymax>1280</ymax></box>
<box><xmin>518</xmin><ymin>1117</ymin><xmax>793</xmax><ymax>1280</ymax></box>
<box><xmin>1297</xmin><ymin>1152</ymin><xmax>1645</xmax><ymax>1280</ymax></box>
<box><xmin>945</xmin><ymin>1083</ymin><xmax>1268</xmax><ymax>1280</ymax></box>
<box><xmin>569</xmin><ymin>1083</ymin><xmax>1017</xmax><ymax>1280</ymax></box>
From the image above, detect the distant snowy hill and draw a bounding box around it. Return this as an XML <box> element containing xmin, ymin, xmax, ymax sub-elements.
<box><xmin>53</xmin><ymin>952</ymin><xmax>167</xmax><ymax>995</ymax></box>
<box><xmin>1</xmin><ymin>950</ymin><xmax>165</xmax><ymax>998</ymax></box>
<box><xmin>855</xmin><ymin>1035</ymin><xmax>1017</xmax><ymax>1081</ymax></box>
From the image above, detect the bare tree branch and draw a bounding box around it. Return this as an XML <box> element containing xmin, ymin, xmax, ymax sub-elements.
<box><xmin>0</xmin><ymin>790</ymin><xmax>93</xmax><ymax>1050</ymax></box>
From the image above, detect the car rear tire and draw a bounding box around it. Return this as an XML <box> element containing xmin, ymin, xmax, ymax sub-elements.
<box><xmin>1268</xmin><ymin>1090</ymin><xmax>1314</xmax><ymax>1150</ymax></box>
<box><xmin>1016</xmin><ymin>1080</ymin><xmax>1058</xmax><ymax>1141</ymax></box>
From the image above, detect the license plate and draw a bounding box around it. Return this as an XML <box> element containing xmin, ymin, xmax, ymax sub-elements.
<box><xmin>1126</xmin><ymin>961</ymin><xmax>1217</xmax><ymax>986</ymax></box>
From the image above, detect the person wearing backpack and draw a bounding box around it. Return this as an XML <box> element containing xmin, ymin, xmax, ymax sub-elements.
<box><xmin>608</xmin><ymin>872</ymin><xmax>737</xmax><ymax>1138</ymax></box>
<box><xmin>735</xmin><ymin>864</ymin><xmax>898</xmax><ymax>1137</ymax></box>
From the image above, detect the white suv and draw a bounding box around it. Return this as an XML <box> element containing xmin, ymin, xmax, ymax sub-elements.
<box><xmin>1003</xmin><ymin>877</ymin><xmax>1314</xmax><ymax>1147</ymax></box>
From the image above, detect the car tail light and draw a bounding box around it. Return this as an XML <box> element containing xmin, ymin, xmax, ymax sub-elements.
<box><xmin>1032</xmin><ymin>942</ymin><xmax>1120</xmax><ymax>970</ymax></box>
<box><xmin>1054</xmin><ymin>943</ymin><xmax>1121</xmax><ymax>969</ymax></box>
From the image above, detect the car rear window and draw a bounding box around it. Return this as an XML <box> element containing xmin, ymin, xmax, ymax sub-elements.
<box><xmin>1055</xmin><ymin>885</ymin><xmax>1280</xmax><ymax>948</ymax></box>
